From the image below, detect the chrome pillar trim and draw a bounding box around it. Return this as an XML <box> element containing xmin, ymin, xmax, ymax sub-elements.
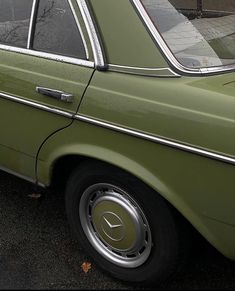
<box><xmin>27</xmin><ymin>0</ymin><xmax>38</xmax><ymax>49</ymax></box>
<box><xmin>109</xmin><ymin>64</ymin><xmax>181</xmax><ymax>77</ymax></box>
<box><xmin>68</xmin><ymin>0</ymin><xmax>89</xmax><ymax>60</ymax></box>
<box><xmin>0</xmin><ymin>92</ymin><xmax>73</xmax><ymax>118</ymax></box>
<box><xmin>0</xmin><ymin>44</ymin><xmax>94</xmax><ymax>68</ymax></box>
<box><xmin>76</xmin><ymin>0</ymin><xmax>105</xmax><ymax>69</ymax></box>
<box><xmin>132</xmin><ymin>0</ymin><xmax>235</xmax><ymax>76</ymax></box>
<box><xmin>75</xmin><ymin>114</ymin><xmax>235</xmax><ymax>166</ymax></box>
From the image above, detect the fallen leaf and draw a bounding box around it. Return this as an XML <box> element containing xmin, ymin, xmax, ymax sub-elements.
<box><xmin>81</xmin><ymin>262</ymin><xmax>92</xmax><ymax>273</ymax></box>
<box><xmin>28</xmin><ymin>193</ymin><xmax>42</xmax><ymax>199</ymax></box>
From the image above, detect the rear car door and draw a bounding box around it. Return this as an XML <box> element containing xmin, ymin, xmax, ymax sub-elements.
<box><xmin>0</xmin><ymin>0</ymin><xmax>94</xmax><ymax>181</ymax></box>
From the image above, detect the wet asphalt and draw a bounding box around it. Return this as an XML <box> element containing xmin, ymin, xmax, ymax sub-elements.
<box><xmin>0</xmin><ymin>170</ymin><xmax>235</xmax><ymax>290</ymax></box>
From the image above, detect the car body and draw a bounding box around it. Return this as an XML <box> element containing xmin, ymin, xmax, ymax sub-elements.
<box><xmin>0</xmin><ymin>0</ymin><xmax>235</xmax><ymax>284</ymax></box>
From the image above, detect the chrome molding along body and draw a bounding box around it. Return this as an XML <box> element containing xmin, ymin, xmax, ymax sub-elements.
<box><xmin>0</xmin><ymin>166</ymin><xmax>36</xmax><ymax>184</ymax></box>
<box><xmin>0</xmin><ymin>166</ymin><xmax>46</xmax><ymax>187</ymax></box>
<box><xmin>0</xmin><ymin>92</ymin><xmax>73</xmax><ymax>118</ymax></box>
<box><xmin>109</xmin><ymin>64</ymin><xmax>181</xmax><ymax>78</ymax></box>
<box><xmin>76</xmin><ymin>0</ymin><xmax>105</xmax><ymax>69</ymax></box>
<box><xmin>0</xmin><ymin>44</ymin><xmax>94</xmax><ymax>67</ymax></box>
<box><xmin>75</xmin><ymin>114</ymin><xmax>235</xmax><ymax>166</ymax></box>
<box><xmin>132</xmin><ymin>0</ymin><xmax>235</xmax><ymax>76</ymax></box>
<box><xmin>1</xmin><ymin>89</ymin><xmax>234</xmax><ymax>166</ymax></box>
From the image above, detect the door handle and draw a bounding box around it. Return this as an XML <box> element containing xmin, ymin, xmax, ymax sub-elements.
<box><xmin>36</xmin><ymin>87</ymin><xmax>73</xmax><ymax>103</ymax></box>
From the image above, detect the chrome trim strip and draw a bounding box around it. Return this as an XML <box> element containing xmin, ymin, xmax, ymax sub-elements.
<box><xmin>0</xmin><ymin>92</ymin><xmax>73</xmax><ymax>118</ymax></box>
<box><xmin>0</xmin><ymin>166</ymin><xmax>36</xmax><ymax>184</ymax></box>
<box><xmin>132</xmin><ymin>0</ymin><xmax>235</xmax><ymax>76</ymax></box>
<box><xmin>200</xmin><ymin>64</ymin><xmax>235</xmax><ymax>74</ymax></box>
<box><xmin>75</xmin><ymin>114</ymin><xmax>235</xmax><ymax>166</ymax></box>
<box><xmin>0</xmin><ymin>166</ymin><xmax>47</xmax><ymax>187</ymax></box>
<box><xmin>109</xmin><ymin>64</ymin><xmax>181</xmax><ymax>77</ymax></box>
<box><xmin>76</xmin><ymin>0</ymin><xmax>105</xmax><ymax>68</ymax></box>
<box><xmin>27</xmin><ymin>0</ymin><xmax>38</xmax><ymax>49</ymax></box>
<box><xmin>110</xmin><ymin>64</ymin><xmax>177</xmax><ymax>73</ymax></box>
<box><xmin>68</xmin><ymin>0</ymin><xmax>89</xmax><ymax>60</ymax></box>
<box><xmin>0</xmin><ymin>44</ymin><xmax>94</xmax><ymax>67</ymax></box>
<box><xmin>37</xmin><ymin>181</ymin><xmax>47</xmax><ymax>188</ymax></box>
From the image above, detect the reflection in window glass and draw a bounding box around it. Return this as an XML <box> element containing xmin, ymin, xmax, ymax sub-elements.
<box><xmin>0</xmin><ymin>0</ymin><xmax>33</xmax><ymax>48</ymax></box>
<box><xmin>141</xmin><ymin>0</ymin><xmax>235</xmax><ymax>69</ymax></box>
<box><xmin>33</xmin><ymin>0</ymin><xmax>87</xmax><ymax>59</ymax></box>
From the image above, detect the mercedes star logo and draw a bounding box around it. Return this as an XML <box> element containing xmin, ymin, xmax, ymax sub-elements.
<box><xmin>100</xmin><ymin>212</ymin><xmax>125</xmax><ymax>242</ymax></box>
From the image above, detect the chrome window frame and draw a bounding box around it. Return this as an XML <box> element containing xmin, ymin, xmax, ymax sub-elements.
<box><xmin>27</xmin><ymin>0</ymin><xmax>38</xmax><ymax>49</ymax></box>
<box><xmin>76</xmin><ymin>0</ymin><xmax>105</xmax><ymax>69</ymax></box>
<box><xmin>132</xmin><ymin>0</ymin><xmax>235</xmax><ymax>76</ymax></box>
<box><xmin>0</xmin><ymin>44</ymin><xmax>94</xmax><ymax>67</ymax></box>
<box><xmin>0</xmin><ymin>0</ymin><xmax>99</xmax><ymax>68</ymax></box>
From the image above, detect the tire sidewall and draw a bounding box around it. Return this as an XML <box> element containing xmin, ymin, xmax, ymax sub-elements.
<box><xmin>65</xmin><ymin>163</ymin><xmax>179</xmax><ymax>284</ymax></box>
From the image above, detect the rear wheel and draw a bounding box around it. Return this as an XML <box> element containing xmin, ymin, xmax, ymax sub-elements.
<box><xmin>79</xmin><ymin>182</ymin><xmax>152</xmax><ymax>268</ymax></box>
<box><xmin>65</xmin><ymin>162</ymin><xmax>187</xmax><ymax>284</ymax></box>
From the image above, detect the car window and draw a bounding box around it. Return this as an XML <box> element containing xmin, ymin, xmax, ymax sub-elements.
<box><xmin>140</xmin><ymin>0</ymin><xmax>235</xmax><ymax>69</ymax></box>
<box><xmin>0</xmin><ymin>0</ymin><xmax>33</xmax><ymax>48</ymax></box>
<box><xmin>33</xmin><ymin>0</ymin><xmax>87</xmax><ymax>59</ymax></box>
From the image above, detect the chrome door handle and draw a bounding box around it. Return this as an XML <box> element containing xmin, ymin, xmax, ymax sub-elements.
<box><xmin>36</xmin><ymin>87</ymin><xmax>73</xmax><ymax>103</ymax></box>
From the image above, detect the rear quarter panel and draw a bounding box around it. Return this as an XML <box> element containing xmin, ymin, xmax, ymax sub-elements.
<box><xmin>37</xmin><ymin>70</ymin><xmax>235</xmax><ymax>259</ymax></box>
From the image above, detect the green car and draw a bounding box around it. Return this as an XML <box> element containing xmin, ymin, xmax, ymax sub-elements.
<box><xmin>0</xmin><ymin>0</ymin><xmax>235</xmax><ymax>284</ymax></box>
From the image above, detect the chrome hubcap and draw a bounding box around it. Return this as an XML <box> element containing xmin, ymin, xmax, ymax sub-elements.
<box><xmin>79</xmin><ymin>183</ymin><xmax>152</xmax><ymax>268</ymax></box>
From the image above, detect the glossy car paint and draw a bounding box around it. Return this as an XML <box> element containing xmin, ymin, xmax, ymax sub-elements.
<box><xmin>0</xmin><ymin>0</ymin><xmax>234</xmax><ymax>263</ymax></box>
<box><xmin>0</xmin><ymin>49</ymin><xmax>94</xmax><ymax>180</ymax></box>
<box><xmin>37</xmin><ymin>71</ymin><xmax>235</xmax><ymax>259</ymax></box>
<box><xmin>89</xmin><ymin>0</ymin><xmax>168</xmax><ymax>68</ymax></box>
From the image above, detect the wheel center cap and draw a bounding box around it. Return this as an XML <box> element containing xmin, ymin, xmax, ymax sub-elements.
<box><xmin>100</xmin><ymin>212</ymin><xmax>125</xmax><ymax>242</ymax></box>
<box><xmin>80</xmin><ymin>185</ymin><xmax>152</xmax><ymax>267</ymax></box>
<box><xmin>91</xmin><ymin>196</ymin><xmax>139</xmax><ymax>251</ymax></box>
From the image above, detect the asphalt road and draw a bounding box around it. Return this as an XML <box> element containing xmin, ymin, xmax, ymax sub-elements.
<box><xmin>0</xmin><ymin>170</ymin><xmax>235</xmax><ymax>290</ymax></box>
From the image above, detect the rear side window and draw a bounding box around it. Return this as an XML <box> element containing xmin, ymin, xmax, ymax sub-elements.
<box><xmin>33</xmin><ymin>0</ymin><xmax>87</xmax><ymax>59</ymax></box>
<box><xmin>140</xmin><ymin>0</ymin><xmax>235</xmax><ymax>69</ymax></box>
<box><xmin>0</xmin><ymin>0</ymin><xmax>33</xmax><ymax>48</ymax></box>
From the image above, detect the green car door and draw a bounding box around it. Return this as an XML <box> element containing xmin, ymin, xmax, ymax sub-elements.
<box><xmin>0</xmin><ymin>0</ymin><xmax>94</xmax><ymax>181</ymax></box>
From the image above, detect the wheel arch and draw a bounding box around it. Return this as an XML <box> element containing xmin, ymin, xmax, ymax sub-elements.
<box><xmin>43</xmin><ymin>144</ymin><xmax>171</xmax><ymax>198</ymax></box>
<box><xmin>37</xmin><ymin>141</ymin><xmax>229</xmax><ymax>260</ymax></box>
<box><xmin>40</xmin><ymin>144</ymin><xmax>203</xmax><ymax>233</ymax></box>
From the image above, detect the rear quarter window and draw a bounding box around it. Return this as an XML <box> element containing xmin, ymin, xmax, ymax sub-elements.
<box><xmin>140</xmin><ymin>0</ymin><xmax>235</xmax><ymax>69</ymax></box>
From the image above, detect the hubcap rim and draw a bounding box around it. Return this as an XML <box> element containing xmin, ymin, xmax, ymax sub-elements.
<box><xmin>79</xmin><ymin>183</ymin><xmax>152</xmax><ymax>268</ymax></box>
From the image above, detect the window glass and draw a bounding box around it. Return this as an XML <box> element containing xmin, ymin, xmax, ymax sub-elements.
<box><xmin>33</xmin><ymin>0</ymin><xmax>87</xmax><ymax>59</ymax></box>
<box><xmin>0</xmin><ymin>0</ymin><xmax>33</xmax><ymax>48</ymax></box>
<box><xmin>140</xmin><ymin>0</ymin><xmax>235</xmax><ymax>69</ymax></box>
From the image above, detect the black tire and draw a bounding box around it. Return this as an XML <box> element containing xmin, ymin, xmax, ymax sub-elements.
<box><xmin>65</xmin><ymin>161</ymin><xmax>188</xmax><ymax>285</ymax></box>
